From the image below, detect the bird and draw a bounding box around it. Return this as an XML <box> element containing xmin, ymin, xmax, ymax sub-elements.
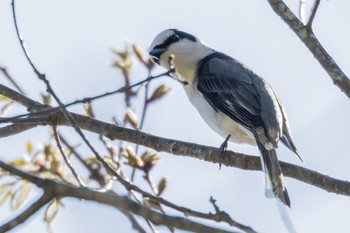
<box><xmin>148</xmin><ymin>29</ymin><xmax>300</xmax><ymax>207</ymax></box>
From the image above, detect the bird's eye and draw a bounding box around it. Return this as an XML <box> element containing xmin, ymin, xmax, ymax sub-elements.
<box><xmin>169</xmin><ymin>34</ymin><xmax>180</xmax><ymax>43</ymax></box>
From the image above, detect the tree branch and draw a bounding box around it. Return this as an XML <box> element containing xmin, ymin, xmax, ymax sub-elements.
<box><xmin>0</xmin><ymin>123</ymin><xmax>39</xmax><ymax>138</ymax></box>
<box><xmin>0</xmin><ymin>66</ymin><xmax>26</xmax><ymax>94</ymax></box>
<box><xmin>267</xmin><ymin>0</ymin><xmax>350</xmax><ymax>99</ymax></box>
<box><xmin>306</xmin><ymin>0</ymin><xmax>321</xmax><ymax>27</ymax></box>
<box><xmin>0</xmin><ymin>161</ymin><xmax>238</xmax><ymax>233</ymax></box>
<box><xmin>0</xmin><ymin>84</ymin><xmax>350</xmax><ymax>196</ymax></box>
<box><xmin>0</xmin><ymin>84</ymin><xmax>43</xmax><ymax>112</ymax></box>
<box><xmin>52</xmin><ymin>126</ymin><xmax>85</xmax><ymax>187</ymax></box>
<box><xmin>2</xmin><ymin>105</ymin><xmax>350</xmax><ymax>198</ymax></box>
<box><xmin>1</xmin><ymin>84</ymin><xmax>350</xmax><ymax>200</ymax></box>
<box><xmin>0</xmin><ymin>192</ymin><xmax>53</xmax><ymax>232</ymax></box>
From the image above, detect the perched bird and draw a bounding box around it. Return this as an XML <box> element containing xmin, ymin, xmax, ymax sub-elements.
<box><xmin>149</xmin><ymin>29</ymin><xmax>300</xmax><ymax>207</ymax></box>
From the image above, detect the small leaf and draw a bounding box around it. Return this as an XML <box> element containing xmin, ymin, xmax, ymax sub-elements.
<box><xmin>41</xmin><ymin>93</ymin><xmax>51</xmax><ymax>105</ymax></box>
<box><xmin>84</xmin><ymin>102</ymin><xmax>95</xmax><ymax>118</ymax></box>
<box><xmin>49</xmin><ymin>157</ymin><xmax>62</xmax><ymax>174</ymax></box>
<box><xmin>157</xmin><ymin>177</ymin><xmax>167</xmax><ymax>196</ymax></box>
<box><xmin>145</xmin><ymin>58</ymin><xmax>155</xmax><ymax>70</ymax></box>
<box><xmin>141</xmin><ymin>151</ymin><xmax>160</xmax><ymax>166</ymax></box>
<box><xmin>0</xmin><ymin>182</ymin><xmax>14</xmax><ymax>194</ymax></box>
<box><xmin>12</xmin><ymin>181</ymin><xmax>31</xmax><ymax>210</ymax></box>
<box><xmin>111</xmin><ymin>46</ymin><xmax>130</xmax><ymax>60</ymax></box>
<box><xmin>44</xmin><ymin>144</ymin><xmax>56</xmax><ymax>160</ymax></box>
<box><xmin>0</xmin><ymin>189</ymin><xmax>12</xmax><ymax>206</ymax></box>
<box><xmin>122</xmin><ymin>148</ymin><xmax>142</xmax><ymax>168</ymax></box>
<box><xmin>7</xmin><ymin>159</ymin><xmax>26</xmax><ymax>167</ymax></box>
<box><xmin>141</xmin><ymin>151</ymin><xmax>160</xmax><ymax>172</ymax></box>
<box><xmin>143</xmin><ymin>197</ymin><xmax>162</xmax><ymax>211</ymax></box>
<box><xmin>112</xmin><ymin>60</ymin><xmax>127</xmax><ymax>69</ymax></box>
<box><xmin>44</xmin><ymin>198</ymin><xmax>61</xmax><ymax>224</ymax></box>
<box><xmin>132</xmin><ymin>44</ymin><xmax>145</xmax><ymax>63</ymax></box>
<box><xmin>0</xmin><ymin>95</ymin><xmax>11</xmax><ymax>102</ymax></box>
<box><xmin>1</xmin><ymin>101</ymin><xmax>14</xmax><ymax>115</ymax></box>
<box><xmin>124</xmin><ymin>108</ymin><xmax>138</xmax><ymax>129</ymax></box>
<box><xmin>26</xmin><ymin>141</ymin><xmax>33</xmax><ymax>154</ymax></box>
<box><xmin>148</xmin><ymin>84</ymin><xmax>170</xmax><ymax>103</ymax></box>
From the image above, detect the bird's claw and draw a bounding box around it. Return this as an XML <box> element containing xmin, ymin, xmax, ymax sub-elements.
<box><xmin>219</xmin><ymin>135</ymin><xmax>231</xmax><ymax>169</ymax></box>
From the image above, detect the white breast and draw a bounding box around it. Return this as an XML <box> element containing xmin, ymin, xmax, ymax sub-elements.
<box><xmin>183</xmin><ymin>84</ymin><xmax>256</xmax><ymax>145</ymax></box>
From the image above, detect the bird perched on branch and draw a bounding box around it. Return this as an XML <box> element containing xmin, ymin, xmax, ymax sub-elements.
<box><xmin>149</xmin><ymin>29</ymin><xmax>300</xmax><ymax>207</ymax></box>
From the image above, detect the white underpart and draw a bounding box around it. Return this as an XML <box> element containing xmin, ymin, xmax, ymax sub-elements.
<box><xmin>159</xmin><ymin>39</ymin><xmax>256</xmax><ymax>145</ymax></box>
<box><xmin>183</xmin><ymin>84</ymin><xmax>256</xmax><ymax>145</ymax></box>
<box><xmin>153</xmin><ymin>33</ymin><xmax>272</xmax><ymax>195</ymax></box>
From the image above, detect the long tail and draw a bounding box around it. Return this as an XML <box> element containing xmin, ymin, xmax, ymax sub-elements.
<box><xmin>256</xmin><ymin>140</ymin><xmax>290</xmax><ymax>207</ymax></box>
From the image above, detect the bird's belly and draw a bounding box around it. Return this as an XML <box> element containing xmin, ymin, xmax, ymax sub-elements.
<box><xmin>184</xmin><ymin>86</ymin><xmax>256</xmax><ymax>145</ymax></box>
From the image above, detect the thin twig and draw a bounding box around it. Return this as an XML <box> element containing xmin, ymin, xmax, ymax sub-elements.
<box><xmin>133</xmin><ymin>70</ymin><xmax>153</xmax><ymax>181</ymax></box>
<box><xmin>0</xmin><ymin>71</ymin><xmax>172</xmax><ymax>125</ymax></box>
<box><xmin>0</xmin><ymin>66</ymin><xmax>26</xmax><ymax>94</ymax></box>
<box><xmin>267</xmin><ymin>0</ymin><xmax>350</xmax><ymax>98</ymax></box>
<box><xmin>59</xmin><ymin>133</ymin><xmax>106</xmax><ymax>187</ymax></box>
<box><xmin>11</xmin><ymin>0</ymin><xmax>42</xmax><ymax>78</ymax></box>
<box><xmin>64</xmin><ymin>70</ymin><xmax>173</xmax><ymax>109</ymax></box>
<box><xmin>1</xmin><ymin>93</ymin><xmax>350</xmax><ymax>199</ymax></box>
<box><xmin>52</xmin><ymin>126</ymin><xmax>85</xmax><ymax>187</ymax></box>
<box><xmin>122</xmin><ymin>211</ymin><xmax>147</xmax><ymax>233</ymax></box>
<box><xmin>139</xmin><ymin>71</ymin><xmax>152</xmax><ymax>131</ymax></box>
<box><xmin>12</xmin><ymin>0</ymin><xmax>121</xmax><ymax>180</ymax></box>
<box><xmin>209</xmin><ymin>197</ymin><xmax>255</xmax><ymax>233</ymax></box>
<box><xmin>307</xmin><ymin>0</ymin><xmax>321</xmax><ymax>27</ymax></box>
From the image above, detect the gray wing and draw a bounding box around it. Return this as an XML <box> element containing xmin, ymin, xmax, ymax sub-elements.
<box><xmin>196</xmin><ymin>52</ymin><xmax>283</xmax><ymax>146</ymax></box>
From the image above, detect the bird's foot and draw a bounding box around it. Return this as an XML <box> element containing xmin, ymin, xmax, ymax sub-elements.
<box><xmin>219</xmin><ymin>135</ymin><xmax>231</xmax><ymax>169</ymax></box>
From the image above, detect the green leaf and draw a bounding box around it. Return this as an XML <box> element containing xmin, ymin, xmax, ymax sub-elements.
<box><xmin>12</xmin><ymin>181</ymin><xmax>31</xmax><ymax>210</ymax></box>
<box><xmin>0</xmin><ymin>182</ymin><xmax>15</xmax><ymax>194</ymax></box>
<box><xmin>25</xmin><ymin>141</ymin><xmax>33</xmax><ymax>154</ymax></box>
<box><xmin>7</xmin><ymin>159</ymin><xmax>26</xmax><ymax>167</ymax></box>
<box><xmin>157</xmin><ymin>177</ymin><xmax>167</xmax><ymax>196</ymax></box>
<box><xmin>44</xmin><ymin>198</ymin><xmax>60</xmax><ymax>224</ymax></box>
<box><xmin>0</xmin><ymin>189</ymin><xmax>12</xmax><ymax>206</ymax></box>
<box><xmin>0</xmin><ymin>95</ymin><xmax>11</xmax><ymax>102</ymax></box>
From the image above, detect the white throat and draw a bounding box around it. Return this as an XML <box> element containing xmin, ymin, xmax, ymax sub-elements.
<box><xmin>159</xmin><ymin>40</ymin><xmax>214</xmax><ymax>84</ymax></box>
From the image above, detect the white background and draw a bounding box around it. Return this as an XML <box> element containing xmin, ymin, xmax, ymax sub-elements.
<box><xmin>1</xmin><ymin>0</ymin><xmax>350</xmax><ymax>232</ymax></box>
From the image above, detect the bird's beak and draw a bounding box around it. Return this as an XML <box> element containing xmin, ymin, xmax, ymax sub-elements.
<box><xmin>149</xmin><ymin>47</ymin><xmax>166</xmax><ymax>65</ymax></box>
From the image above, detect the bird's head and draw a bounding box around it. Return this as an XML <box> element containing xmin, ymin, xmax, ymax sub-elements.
<box><xmin>149</xmin><ymin>29</ymin><xmax>213</xmax><ymax>82</ymax></box>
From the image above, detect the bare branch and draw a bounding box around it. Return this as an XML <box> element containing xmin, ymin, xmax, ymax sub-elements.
<box><xmin>122</xmin><ymin>211</ymin><xmax>147</xmax><ymax>233</ymax></box>
<box><xmin>0</xmin><ymin>66</ymin><xmax>26</xmax><ymax>94</ymax></box>
<box><xmin>0</xmin><ymin>84</ymin><xmax>43</xmax><ymax>112</ymax></box>
<box><xmin>307</xmin><ymin>0</ymin><xmax>321</xmax><ymax>27</ymax></box>
<box><xmin>0</xmin><ymin>161</ymin><xmax>239</xmax><ymax>233</ymax></box>
<box><xmin>0</xmin><ymin>123</ymin><xmax>38</xmax><ymax>138</ymax></box>
<box><xmin>63</xmin><ymin>70</ymin><xmax>173</xmax><ymax>109</ymax></box>
<box><xmin>11</xmin><ymin>0</ymin><xmax>120</xmax><ymax>181</ymax></box>
<box><xmin>209</xmin><ymin>197</ymin><xmax>256</xmax><ymax>233</ymax></box>
<box><xmin>267</xmin><ymin>0</ymin><xmax>350</xmax><ymax>99</ymax></box>
<box><xmin>52</xmin><ymin>126</ymin><xmax>86</xmax><ymax>187</ymax></box>
<box><xmin>11</xmin><ymin>0</ymin><xmax>42</xmax><ymax>79</ymax></box>
<box><xmin>0</xmin><ymin>192</ymin><xmax>53</xmax><ymax>232</ymax></box>
<box><xmin>0</xmin><ymin>68</ymin><xmax>172</xmax><ymax>125</ymax></box>
<box><xmin>1</xmin><ymin>84</ymin><xmax>350</xmax><ymax>201</ymax></box>
<box><xmin>59</xmin><ymin>133</ymin><xmax>106</xmax><ymax>187</ymax></box>
<box><xmin>1</xmin><ymin>103</ymin><xmax>350</xmax><ymax>198</ymax></box>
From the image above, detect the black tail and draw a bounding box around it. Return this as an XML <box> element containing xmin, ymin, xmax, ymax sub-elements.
<box><xmin>256</xmin><ymin>140</ymin><xmax>290</xmax><ymax>207</ymax></box>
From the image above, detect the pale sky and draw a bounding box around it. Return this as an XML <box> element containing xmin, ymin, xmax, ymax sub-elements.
<box><xmin>1</xmin><ymin>0</ymin><xmax>350</xmax><ymax>232</ymax></box>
